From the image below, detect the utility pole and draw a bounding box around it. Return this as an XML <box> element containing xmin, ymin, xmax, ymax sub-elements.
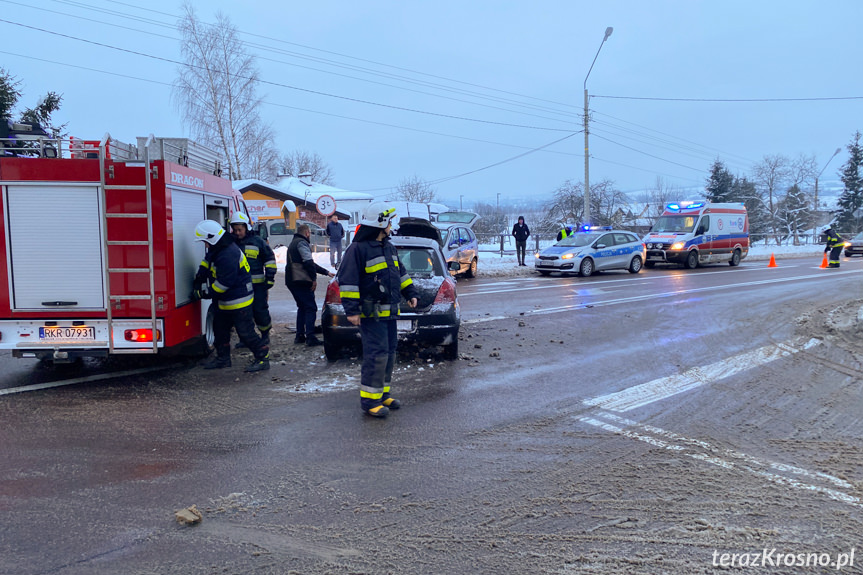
<box><xmin>583</xmin><ymin>27</ymin><xmax>613</xmax><ymax>227</ymax></box>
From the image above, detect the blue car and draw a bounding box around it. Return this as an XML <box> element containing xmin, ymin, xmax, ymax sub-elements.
<box><xmin>535</xmin><ymin>227</ymin><xmax>646</xmax><ymax>277</ymax></box>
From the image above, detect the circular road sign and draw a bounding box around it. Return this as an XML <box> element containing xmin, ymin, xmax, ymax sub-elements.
<box><xmin>316</xmin><ymin>194</ymin><xmax>336</xmax><ymax>216</ymax></box>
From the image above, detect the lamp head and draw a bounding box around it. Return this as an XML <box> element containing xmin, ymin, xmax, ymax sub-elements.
<box><xmin>604</xmin><ymin>27</ymin><xmax>614</xmax><ymax>40</ymax></box>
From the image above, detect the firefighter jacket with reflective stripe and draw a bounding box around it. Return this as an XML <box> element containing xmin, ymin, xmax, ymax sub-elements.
<box><xmin>557</xmin><ymin>227</ymin><xmax>573</xmax><ymax>241</ymax></box>
<box><xmin>235</xmin><ymin>232</ymin><xmax>276</xmax><ymax>284</ymax></box>
<box><xmin>196</xmin><ymin>238</ymin><xmax>254</xmax><ymax>311</ymax></box>
<box><xmin>337</xmin><ymin>236</ymin><xmax>418</xmax><ymax>319</ymax></box>
<box><xmin>825</xmin><ymin>230</ymin><xmax>844</xmax><ymax>250</ymax></box>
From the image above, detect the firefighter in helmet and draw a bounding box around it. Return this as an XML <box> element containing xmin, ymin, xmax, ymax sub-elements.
<box><xmin>336</xmin><ymin>203</ymin><xmax>418</xmax><ymax>418</ymax></box>
<box><xmin>823</xmin><ymin>225</ymin><xmax>846</xmax><ymax>268</ymax></box>
<box><xmin>193</xmin><ymin>219</ymin><xmax>269</xmax><ymax>372</ymax></box>
<box><xmin>229</xmin><ymin>212</ymin><xmax>277</xmax><ymax>346</ymax></box>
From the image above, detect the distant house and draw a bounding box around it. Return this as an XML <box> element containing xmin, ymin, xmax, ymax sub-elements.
<box><xmin>232</xmin><ymin>175</ymin><xmax>352</xmax><ymax>230</ymax></box>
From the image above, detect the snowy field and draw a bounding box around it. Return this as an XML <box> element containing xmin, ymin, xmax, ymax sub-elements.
<box><xmin>275</xmin><ymin>242</ymin><xmax>829</xmax><ymax>279</ymax></box>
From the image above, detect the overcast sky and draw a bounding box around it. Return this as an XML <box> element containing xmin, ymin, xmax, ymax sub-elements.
<box><xmin>2</xmin><ymin>0</ymin><xmax>861</xmax><ymax>208</ymax></box>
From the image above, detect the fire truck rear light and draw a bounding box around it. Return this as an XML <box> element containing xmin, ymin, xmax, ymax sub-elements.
<box><xmin>124</xmin><ymin>329</ymin><xmax>161</xmax><ymax>342</ymax></box>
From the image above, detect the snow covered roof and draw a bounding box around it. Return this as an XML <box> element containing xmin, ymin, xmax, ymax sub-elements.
<box><xmin>275</xmin><ymin>175</ymin><xmax>373</xmax><ymax>202</ymax></box>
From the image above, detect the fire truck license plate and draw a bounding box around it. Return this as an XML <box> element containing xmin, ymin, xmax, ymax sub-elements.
<box><xmin>39</xmin><ymin>326</ymin><xmax>96</xmax><ymax>341</ymax></box>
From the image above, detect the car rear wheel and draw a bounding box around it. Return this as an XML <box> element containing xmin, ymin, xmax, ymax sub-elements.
<box><xmin>628</xmin><ymin>256</ymin><xmax>642</xmax><ymax>274</ymax></box>
<box><xmin>323</xmin><ymin>337</ymin><xmax>340</xmax><ymax>361</ymax></box>
<box><xmin>465</xmin><ymin>258</ymin><xmax>477</xmax><ymax>278</ymax></box>
<box><xmin>729</xmin><ymin>249</ymin><xmax>741</xmax><ymax>266</ymax></box>
<box><xmin>443</xmin><ymin>339</ymin><xmax>458</xmax><ymax>360</ymax></box>
<box><xmin>579</xmin><ymin>258</ymin><xmax>594</xmax><ymax>277</ymax></box>
<box><xmin>684</xmin><ymin>250</ymin><xmax>699</xmax><ymax>269</ymax></box>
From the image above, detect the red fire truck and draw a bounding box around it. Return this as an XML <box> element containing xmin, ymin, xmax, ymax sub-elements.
<box><xmin>0</xmin><ymin>134</ymin><xmax>250</xmax><ymax>364</ymax></box>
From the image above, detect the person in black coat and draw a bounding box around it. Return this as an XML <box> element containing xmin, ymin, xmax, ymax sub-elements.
<box><xmin>511</xmin><ymin>215</ymin><xmax>530</xmax><ymax>266</ymax></box>
<box><xmin>286</xmin><ymin>224</ymin><xmax>335</xmax><ymax>346</ymax></box>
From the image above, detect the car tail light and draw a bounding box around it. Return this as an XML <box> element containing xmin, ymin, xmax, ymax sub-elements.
<box><xmin>125</xmin><ymin>329</ymin><xmax>161</xmax><ymax>342</ymax></box>
<box><xmin>325</xmin><ymin>280</ymin><xmax>342</xmax><ymax>304</ymax></box>
<box><xmin>433</xmin><ymin>278</ymin><xmax>456</xmax><ymax>305</ymax></box>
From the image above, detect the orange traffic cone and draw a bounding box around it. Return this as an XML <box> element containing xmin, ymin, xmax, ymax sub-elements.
<box><xmin>820</xmin><ymin>253</ymin><xmax>828</xmax><ymax>268</ymax></box>
<box><xmin>767</xmin><ymin>253</ymin><xmax>778</xmax><ymax>268</ymax></box>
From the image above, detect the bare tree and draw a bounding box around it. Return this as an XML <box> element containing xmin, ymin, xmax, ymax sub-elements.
<box><xmin>634</xmin><ymin>176</ymin><xmax>680</xmax><ymax>221</ymax></box>
<box><xmin>752</xmin><ymin>154</ymin><xmax>791</xmax><ymax>244</ymax></box>
<box><xmin>173</xmin><ymin>4</ymin><xmax>274</xmax><ymax>180</ymax></box>
<box><xmin>396</xmin><ymin>175</ymin><xmax>438</xmax><ymax>203</ymax></box>
<box><xmin>278</xmin><ymin>150</ymin><xmax>335</xmax><ymax>185</ymax></box>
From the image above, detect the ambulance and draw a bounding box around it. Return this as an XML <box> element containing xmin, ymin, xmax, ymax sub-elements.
<box><xmin>643</xmin><ymin>201</ymin><xmax>749</xmax><ymax>269</ymax></box>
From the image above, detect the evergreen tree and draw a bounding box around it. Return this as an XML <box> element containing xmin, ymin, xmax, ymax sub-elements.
<box><xmin>834</xmin><ymin>131</ymin><xmax>863</xmax><ymax>233</ymax></box>
<box><xmin>705</xmin><ymin>160</ymin><xmax>735</xmax><ymax>202</ymax></box>
<box><xmin>0</xmin><ymin>68</ymin><xmax>23</xmax><ymax>121</ymax></box>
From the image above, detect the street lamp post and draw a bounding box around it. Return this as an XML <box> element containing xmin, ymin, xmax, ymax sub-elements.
<box><xmin>496</xmin><ymin>192</ymin><xmax>501</xmax><ymax>211</ymax></box>
<box><xmin>814</xmin><ymin>147</ymin><xmax>842</xmax><ymax>213</ymax></box>
<box><xmin>460</xmin><ymin>194</ymin><xmax>464</xmax><ymax>210</ymax></box>
<box><xmin>583</xmin><ymin>26</ymin><xmax>613</xmax><ymax>227</ymax></box>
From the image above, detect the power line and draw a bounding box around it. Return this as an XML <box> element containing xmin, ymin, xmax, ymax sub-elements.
<box><xmin>99</xmin><ymin>0</ymin><xmax>583</xmax><ymax>114</ymax></box>
<box><xmin>593</xmin><ymin>94</ymin><xmax>863</xmax><ymax>102</ymax></box>
<box><xmin>590</xmin><ymin>133</ymin><xmax>705</xmax><ymax>173</ymax></box>
<box><xmin>590</xmin><ymin>109</ymin><xmax>758</xmax><ymax>165</ymax></box>
<box><xmin>357</xmin><ymin>132</ymin><xmax>582</xmax><ymax>193</ymax></box>
<box><xmin>0</xmin><ymin>18</ymin><xmax>574</xmax><ymax>132</ymax></box>
<box><xmin>31</xmin><ymin>0</ymin><xmax>584</xmax><ymax>122</ymax></box>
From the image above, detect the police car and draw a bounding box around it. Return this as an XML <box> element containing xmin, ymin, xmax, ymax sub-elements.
<box><xmin>534</xmin><ymin>227</ymin><xmax>646</xmax><ymax>277</ymax></box>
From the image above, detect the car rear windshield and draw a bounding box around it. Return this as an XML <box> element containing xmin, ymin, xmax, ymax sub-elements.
<box><xmin>436</xmin><ymin>212</ymin><xmax>476</xmax><ymax>224</ymax></box>
<box><xmin>652</xmin><ymin>215</ymin><xmax>697</xmax><ymax>233</ymax></box>
<box><xmin>397</xmin><ymin>248</ymin><xmax>442</xmax><ymax>276</ymax></box>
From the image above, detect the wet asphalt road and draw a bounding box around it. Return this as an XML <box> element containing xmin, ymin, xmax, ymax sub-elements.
<box><xmin>2</xmin><ymin>254</ymin><xmax>863</xmax><ymax>574</ymax></box>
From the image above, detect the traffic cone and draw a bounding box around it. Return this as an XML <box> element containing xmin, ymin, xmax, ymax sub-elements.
<box><xmin>767</xmin><ymin>253</ymin><xmax>778</xmax><ymax>268</ymax></box>
<box><xmin>820</xmin><ymin>253</ymin><xmax>828</xmax><ymax>268</ymax></box>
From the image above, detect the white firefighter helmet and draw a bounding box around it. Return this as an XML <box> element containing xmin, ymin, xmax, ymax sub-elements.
<box><xmin>194</xmin><ymin>220</ymin><xmax>226</xmax><ymax>245</ymax></box>
<box><xmin>360</xmin><ymin>202</ymin><xmax>397</xmax><ymax>228</ymax></box>
<box><xmin>229</xmin><ymin>212</ymin><xmax>251</xmax><ymax>229</ymax></box>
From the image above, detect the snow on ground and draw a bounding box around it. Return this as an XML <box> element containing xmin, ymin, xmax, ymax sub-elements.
<box><xmin>274</xmin><ymin>243</ymin><xmax>826</xmax><ymax>279</ymax></box>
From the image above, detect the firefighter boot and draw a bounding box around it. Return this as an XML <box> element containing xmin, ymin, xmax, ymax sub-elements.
<box><xmin>244</xmin><ymin>356</ymin><xmax>270</xmax><ymax>373</ymax></box>
<box><xmin>364</xmin><ymin>404</ymin><xmax>390</xmax><ymax>418</ymax></box>
<box><xmin>203</xmin><ymin>345</ymin><xmax>232</xmax><ymax>369</ymax></box>
<box><xmin>260</xmin><ymin>329</ymin><xmax>271</xmax><ymax>347</ymax></box>
<box><xmin>382</xmin><ymin>397</ymin><xmax>401</xmax><ymax>410</ymax></box>
<box><xmin>244</xmin><ymin>349</ymin><xmax>270</xmax><ymax>373</ymax></box>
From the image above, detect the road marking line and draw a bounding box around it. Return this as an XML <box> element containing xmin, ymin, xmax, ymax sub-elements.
<box><xmin>583</xmin><ymin>338</ymin><xmax>821</xmax><ymax>412</ymax></box>
<box><xmin>579</xmin><ymin>413</ymin><xmax>862</xmax><ymax>508</ymax></box>
<box><xmin>0</xmin><ymin>365</ymin><xmax>178</xmax><ymax>396</ymax></box>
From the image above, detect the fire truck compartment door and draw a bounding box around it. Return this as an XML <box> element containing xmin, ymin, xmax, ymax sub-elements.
<box><xmin>6</xmin><ymin>184</ymin><xmax>105</xmax><ymax>310</ymax></box>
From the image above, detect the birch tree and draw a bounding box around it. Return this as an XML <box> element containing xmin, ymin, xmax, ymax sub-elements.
<box><xmin>279</xmin><ymin>150</ymin><xmax>336</xmax><ymax>185</ymax></box>
<box><xmin>173</xmin><ymin>4</ymin><xmax>276</xmax><ymax>180</ymax></box>
<box><xmin>752</xmin><ymin>154</ymin><xmax>791</xmax><ymax>244</ymax></box>
<box><xmin>395</xmin><ymin>175</ymin><xmax>438</xmax><ymax>203</ymax></box>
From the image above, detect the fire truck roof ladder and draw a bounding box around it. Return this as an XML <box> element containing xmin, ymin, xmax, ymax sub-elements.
<box><xmin>99</xmin><ymin>133</ymin><xmax>158</xmax><ymax>354</ymax></box>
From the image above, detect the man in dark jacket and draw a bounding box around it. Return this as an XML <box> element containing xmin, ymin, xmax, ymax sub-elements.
<box><xmin>337</xmin><ymin>203</ymin><xmax>418</xmax><ymax>418</ymax></box>
<box><xmin>287</xmin><ymin>224</ymin><xmax>335</xmax><ymax>346</ymax></box>
<box><xmin>511</xmin><ymin>215</ymin><xmax>530</xmax><ymax>266</ymax></box>
<box><xmin>193</xmin><ymin>220</ymin><xmax>269</xmax><ymax>372</ymax></box>
<box><xmin>326</xmin><ymin>215</ymin><xmax>345</xmax><ymax>269</ymax></box>
<box><xmin>230</xmin><ymin>213</ymin><xmax>277</xmax><ymax>346</ymax></box>
<box><xmin>823</xmin><ymin>226</ymin><xmax>846</xmax><ymax>268</ymax></box>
